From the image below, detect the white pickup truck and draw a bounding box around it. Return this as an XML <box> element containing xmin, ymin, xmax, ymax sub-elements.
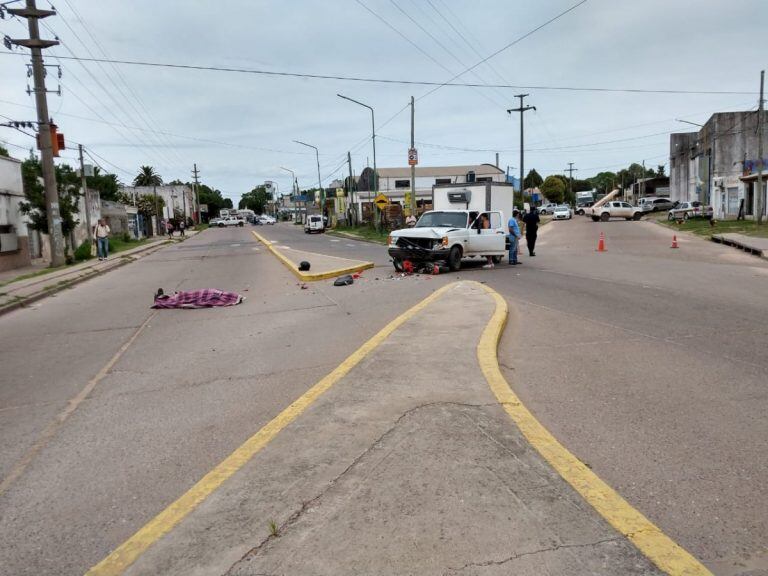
<box><xmin>590</xmin><ymin>201</ymin><xmax>643</xmax><ymax>222</ymax></box>
<box><xmin>216</xmin><ymin>216</ymin><xmax>245</xmax><ymax>227</ymax></box>
<box><xmin>387</xmin><ymin>209</ymin><xmax>508</xmax><ymax>271</ymax></box>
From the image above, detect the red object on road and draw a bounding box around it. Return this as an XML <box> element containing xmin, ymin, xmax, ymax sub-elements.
<box><xmin>671</xmin><ymin>235</ymin><xmax>679</xmax><ymax>249</ymax></box>
<box><xmin>597</xmin><ymin>231</ymin><xmax>606</xmax><ymax>252</ymax></box>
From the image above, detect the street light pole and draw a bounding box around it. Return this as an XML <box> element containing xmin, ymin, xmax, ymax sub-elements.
<box><xmin>280</xmin><ymin>166</ymin><xmax>297</xmax><ymax>222</ymax></box>
<box><xmin>337</xmin><ymin>94</ymin><xmax>377</xmax><ymax>215</ymax></box>
<box><xmin>293</xmin><ymin>140</ymin><xmax>323</xmax><ymax>220</ymax></box>
<box><xmin>508</xmin><ymin>94</ymin><xmax>536</xmax><ymax>199</ymax></box>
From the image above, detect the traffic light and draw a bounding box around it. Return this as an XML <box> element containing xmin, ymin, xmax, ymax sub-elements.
<box><xmin>36</xmin><ymin>123</ymin><xmax>65</xmax><ymax>157</ymax></box>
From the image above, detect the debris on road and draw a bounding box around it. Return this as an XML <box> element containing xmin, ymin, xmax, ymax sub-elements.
<box><xmin>152</xmin><ymin>288</ymin><xmax>245</xmax><ymax>309</ymax></box>
<box><xmin>333</xmin><ymin>274</ymin><xmax>354</xmax><ymax>286</ymax></box>
<box><xmin>299</xmin><ymin>261</ymin><xmax>311</xmax><ymax>271</ymax></box>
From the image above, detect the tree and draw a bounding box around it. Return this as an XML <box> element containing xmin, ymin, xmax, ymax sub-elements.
<box><xmin>0</xmin><ymin>145</ymin><xmax>9</xmax><ymax>158</ymax></box>
<box><xmin>239</xmin><ymin>186</ymin><xmax>268</xmax><ymax>213</ymax></box>
<box><xmin>133</xmin><ymin>165</ymin><xmax>163</xmax><ymax>187</ymax></box>
<box><xmin>587</xmin><ymin>171</ymin><xmax>616</xmax><ymax>194</ymax></box>
<box><xmin>656</xmin><ymin>164</ymin><xmax>666</xmax><ymax>177</ymax></box>
<box><xmin>540</xmin><ymin>175</ymin><xmax>566</xmax><ymax>204</ymax></box>
<box><xmin>119</xmin><ymin>192</ymin><xmax>165</xmax><ymax>217</ymax></box>
<box><xmin>86</xmin><ymin>167</ymin><xmax>120</xmax><ymax>201</ymax></box>
<box><xmin>18</xmin><ymin>160</ymin><xmax>81</xmax><ymax>252</ymax></box>
<box><xmin>523</xmin><ymin>169</ymin><xmax>543</xmax><ymax>190</ymax></box>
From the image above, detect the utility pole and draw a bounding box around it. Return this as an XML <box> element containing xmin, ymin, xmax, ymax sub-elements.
<box><xmin>78</xmin><ymin>144</ymin><xmax>93</xmax><ymax>243</ymax></box>
<box><xmin>9</xmin><ymin>0</ymin><xmax>65</xmax><ymax>266</ymax></box>
<box><xmin>347</xmin><ymin>151</ymin><xmax>356</xmax><ymax>223</ymax></box>
<box><xmin>153</xmin><ymin>185</ymin><xmax>159</xmax><ymax>235</ymax></box>
<box><xmin>409</xmin><ymin>95</ymin><xmax>417</xmax><ymax>216</ymax></box>
<box><xmin>757</xmin><ymin>70</ymin><xmax>765</xmax><ymax>225</ymax></box>
<box><xmin>566</xmin><ymin>162</ymin><xmax>577</xmax><ymax>205</ymax></box>
<box><xmin>507</xmin><ymin>94</ymin><xmax>536</xmax><ymax>197</ymax></box>
<box><xmin>192</xmin><ymin>163</ymin><xmax>201</xmax><ymax>223</ymax></box>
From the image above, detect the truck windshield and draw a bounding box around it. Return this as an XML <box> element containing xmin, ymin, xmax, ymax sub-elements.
<box><xmin>416</xmin><ymin>212</ymin><xmax>467</xmax><ymax>228</ymax></box>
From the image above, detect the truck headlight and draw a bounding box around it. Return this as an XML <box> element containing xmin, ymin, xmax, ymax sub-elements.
<box><xmin>387</xmin><ymin>235</ymin><xmax>394</xmax><ymax>246</ymax></box>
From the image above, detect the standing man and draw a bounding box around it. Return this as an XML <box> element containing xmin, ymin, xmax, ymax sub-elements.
<box><xmin>178</xmin><ymin>219</ymin><xmax>186</xmax><ymax>237</ymax></box>
<box><xmin>507</xmin><ymin>209</ymin><xmax>521</xmax><ymax>265</ymax></box>
<box><xmin>94</xmin><ymin>218</ymin><xmax>110</xmax><ymax>261</ymax></box>
<box><xmin>522</xmin><ymin>206</ymin><xmax>540</xmax><ymax>257</ymax></box>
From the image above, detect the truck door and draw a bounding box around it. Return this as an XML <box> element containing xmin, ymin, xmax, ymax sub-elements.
<box><xmin>469</xmin><ymin>211</ymin><xmax>504</xmax><ymax>254</ymax></box>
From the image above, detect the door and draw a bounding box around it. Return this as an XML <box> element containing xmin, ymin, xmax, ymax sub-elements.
<box><xmin>469</xmin><ymin>211</ymin><xmax>505</xmax><ymax>254</ymax></box>
<box><xmin>618</xmin><ymin>202</ymin><xmax>633</xmax><ymax>218</ymax></box>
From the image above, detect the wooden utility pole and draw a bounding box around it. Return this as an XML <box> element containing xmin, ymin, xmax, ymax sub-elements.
<box><xmin>566</xmin><ymin>162</ymin><xmax>577</xmax><ymax>204</ymax></box>
<box><xmin>508</xmin><ymin>94</ymin><xmax>536</xmax><ymax>196</ymax></box>
<box><xmin>409</xmin><ymin>96</ymin><xmax>417</xmax><ymax>216</ymax></box>
<box><xmin>78</xmin><ymin>144</ymin><xmax>92</xmax><ymax>243</ymax></box>
<box><xmin>192</xmin><ymin>163</ymin><xmax>201</xmax><ymax>223</ymax></box>
<box><xmin>757</xmin><ymin>70</ymin><xmax>765</xmax><ymax>225</ymax></box>
<box><xmin>9</xmin><ymin>0</ymin><xmax>65</xmax><ymax>266</ymax></box>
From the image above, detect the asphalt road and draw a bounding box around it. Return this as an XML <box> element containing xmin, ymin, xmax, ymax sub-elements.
<box><xmin>2</xmin><ymin>219</ymin><xmax>766</xmax><ymax>575</ymax></box>
<box><xmin>0</xmin><ymin>226</ymin><xmax>445</xmax><ymax>576</ymax></box>
<box><xmin>485</xmin><ymin>217</ymin><xmax>768</xmax><ymax>575</ymax></box>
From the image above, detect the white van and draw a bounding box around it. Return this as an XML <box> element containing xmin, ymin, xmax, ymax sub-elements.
<box><xmin>304</xmin><ymin>215</ymin><xmax>325</xmax><ymax>234</ymax></box>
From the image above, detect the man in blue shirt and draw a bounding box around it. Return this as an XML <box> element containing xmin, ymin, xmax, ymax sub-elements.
<box><xmin>507</xmin><ymin>210</ymin><xmax>521</xmax><ymax>265</ymax></box>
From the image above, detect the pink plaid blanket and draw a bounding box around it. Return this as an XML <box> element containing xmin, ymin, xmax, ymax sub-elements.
<box><xmin>152</xmin><ymin>289</ymin><xmax>244</xmax><ymax>309</ymax></box>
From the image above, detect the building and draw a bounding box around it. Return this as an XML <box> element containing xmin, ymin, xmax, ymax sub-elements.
<box><xmin>351</xmin><ymin>164</ymin><xmax>506</xmax><ymax>219</ymax></box>
<box><xmin>670</xmin><ymin>111</ymin><xmax>767</xmax><ymax>219</ymax></box>
<box><xmin>625</xmin><ymin>176</ymin><xmax>670</xmax><ymax>204</ymax></box>
<box><xmin>0</xmin><ymin>155</ymin><xmax>32</xmax><ymax>272</ymax></box>
<box><xmin>120</xmin><ymin>184</ymin><xmax>196</xmax><ymax>220</ymax></box>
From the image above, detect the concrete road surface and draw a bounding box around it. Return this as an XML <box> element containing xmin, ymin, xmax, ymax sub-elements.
<box><xmin>485</xmin><ymin>217</ymin><xmax>768</xmax><ymax>576</ymax></box>
<box><xmin>0</xmin><ymin>226</ymin><xmax>446</xmax><ymax>576</ymax></box>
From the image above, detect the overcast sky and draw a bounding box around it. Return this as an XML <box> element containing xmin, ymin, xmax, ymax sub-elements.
<box><xmin>0</xmin><ymin>0</ymin><xmax>764</xmax><ymax>201</ymax></box>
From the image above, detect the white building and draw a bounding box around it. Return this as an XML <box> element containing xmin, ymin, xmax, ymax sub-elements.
<box><xmin>120</xmin><ymin>184</ymin><xmax>196</xmax><ymax>221</ymax></box>
<box><xmin>0</xmin><ymin>155</ymin><xmax>32</xmax><ymax>273</ymax></box>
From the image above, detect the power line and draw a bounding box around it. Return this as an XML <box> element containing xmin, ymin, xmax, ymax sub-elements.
<box><xmin>0</xmin><ymin>51</ymin><xmax>755</xmax><ymax>96</ymax></box>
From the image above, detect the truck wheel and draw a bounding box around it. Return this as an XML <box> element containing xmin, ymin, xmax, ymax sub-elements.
<box><xmin>491</xmin><ymin>255</ymin><xmax>502</xmax><ymax>264</ymax></box>
<box><xmin>683</xmin><ymin>213</ymin><xmax>689</xmax><ymax>221</ymax></box>
<box><xmin>447</xmin><ymin>246</ymin><xmax>462</xmax><ymax>271</ymax></box>
<box><xmin>633</xmin><ymin>212</ymin><xmax>643</xmax><ymax>221</ymax></box>
<box><xmin>667</xmin><ymin>212</ymin><xmax>675</xmax><ymax>221</ymax></box>
<box><xmin>392</xmin><ymin>257</ymin><xmax>404</xmax><ymax>272</ymax></box>
<box><xmin>591</xmin><ymin>216</ymin><xmax>599</xmax><ymax>222</ymax></box>
<box><xmin>600</xmin><ymin>212</ymin><xmax>610</xmax><ymax>222</ymax></box>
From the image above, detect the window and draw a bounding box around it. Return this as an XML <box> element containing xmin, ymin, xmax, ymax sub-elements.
<box><xmin>435</xmin><ymin>178</ymin><xmax>452</xmax><ymax>185</ymax></box>
<box><xmin>489</xmin><ymin>212</ymin><xmax>502</xmax><ymax>229</ymax></box>
<box><xmin>395</xmin><ymin>179</ymin><xmax>410</xmax><ymax>189</ymax></box>
<box><xmin>476</xmin><ymin>177</ymin><xmax>493</xmax><ymax>183</ymax></box>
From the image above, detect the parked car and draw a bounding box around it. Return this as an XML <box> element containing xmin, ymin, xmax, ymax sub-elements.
<box><xmin>590</xmin><ymin>201</ymin><xmax>644</xmax><ymax>222</ymax></box>
<box><xmin>258</xmin><ymin>215</ymin><xmax>276</xmax><ymax>225</ymax></box>
<box><xmin>552</xmin><ymin>205</ymin><xmax>572</xmax><ymax>220</ymax></box>
<box><xmin>575</xmin><ymin>201</ymin><xmax>594</xmax><ymax>216</ymax></box>
<box><xmin>667</xmin><ymin>201</ymin><xmax>713</xmax><ymax>221</ymax></box>
<box><xmin>304</xmin><ymin>215</ymin><xmax>325</xmax><ymax>233</ymax></box>
<box><xmin>640</xmin><ymin>197</ymin><xmax>677</xmax><ymax>212</ymax></box>
<box><xmin>208</xmin><ymin>218</ymin><xmax>221</xmax><ymax>227</ymax></box>
<box><xmin>538</xmin><ymin>203</ymin><xmax>559</xmax><ymax>215</ymax></box>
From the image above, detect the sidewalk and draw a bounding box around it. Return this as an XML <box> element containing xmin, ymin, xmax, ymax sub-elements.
<box><xmin>252</xmin><ymin>230</ymin><xmax>374</xmax><ymax>281</ymax></box>
<box><xmin>0</xmin><ymin>231</ymin><xmax>198</xmax><ymax>315</ymax></box>
<box><xmin>90</xmin><ymin>281</ymin><xmax>705</xmax><ymax>576</ymax></box>
<box><xmin>712</xmin><ymin>232</ymin><xmax>768</xmax><ymax>259</ymax></box>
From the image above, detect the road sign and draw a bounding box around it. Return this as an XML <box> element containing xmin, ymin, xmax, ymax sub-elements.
<box><xmin>374</xmin><ymin>193</ymin><xmax>389</xmax><ymax>210</ymax></box>
<box><xmin>408</xmin><ymin>148</ymin><xmax>418</xmax><ymax>166</ymax></box>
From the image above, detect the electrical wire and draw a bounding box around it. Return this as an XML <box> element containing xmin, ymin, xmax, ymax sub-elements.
<box><xmin>0</xmin><ymin>51</ymin><xmax>755</xmax><ymax>96</ymax></box>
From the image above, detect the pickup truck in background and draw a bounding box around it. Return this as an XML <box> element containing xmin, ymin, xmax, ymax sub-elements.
<box><xmin>217</xmin><ymin>216</ymin><xmax>245</xmax><ymax>227</ymax></box>
<box><xmin>590</xmin><ymin>201</ymin><xmax>644</xmax><ymax>222</ymax></box>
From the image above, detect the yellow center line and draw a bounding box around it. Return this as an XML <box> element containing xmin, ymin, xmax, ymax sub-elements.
<box><xmin>86</xmin><ymin>283</ymin><xmax>458</xmax><ymax>576</ymax></box>
<box><xmin>476</xmin><ymin>283</ymin><xmax>713</xmax><ymax>576</ymax></box>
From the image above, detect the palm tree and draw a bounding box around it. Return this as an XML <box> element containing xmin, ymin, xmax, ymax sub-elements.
<box><xmin>133</xmin><ymin>165</ymin><xmax>163</xmax><ymax>187</ymax></box>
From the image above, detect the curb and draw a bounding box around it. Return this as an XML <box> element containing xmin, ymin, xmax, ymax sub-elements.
<box><xmin>0</xmin><ymin>241</ymin><xmax>168</xmax><ymax>317</ymax></box>
<box><xmin>477</xmin><ymin>282</ymin><xmax>712</xmax><ymax>576</ymax></box>
<box><xmin>251</xmin><ymin>231</ymin><xmax>375</xmax><ymax>281</ymax></box>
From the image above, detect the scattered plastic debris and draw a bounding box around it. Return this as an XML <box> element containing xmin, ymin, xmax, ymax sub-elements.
<box><xmin>333</xmin><ymin>274</ymin><xmax>354</xmax><ymax>286</ymax></box>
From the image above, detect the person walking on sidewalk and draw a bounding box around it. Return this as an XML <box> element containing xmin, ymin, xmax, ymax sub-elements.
<box><xmin>522</xmin><ymin>206</ymin><xmax>540</xmax><ymax>257</ymax></box>
<box><xmin>94</xmin><ymin>218</ymin><xmax>110</xmax><ymax>261</ymax></box>
<box><xmin>178</xmin><ymin>219</ymin><xmax>186</xmax><ymax>237</ymax></box>
<box><xmin>166</xmin><ymin>220</ymin><xmax>174</xmax><ymax>238</ymax></box>
<box><xmin>507</xmin><ymin>209</ymin><xmax>521</xmax><ymax>265</ymax></box>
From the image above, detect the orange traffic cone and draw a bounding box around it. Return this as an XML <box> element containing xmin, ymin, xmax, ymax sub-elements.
<box><xmin>671</xmin><ymin>235</ymin><xmax>679</xmax><ymax>249</ymax></box>
<box><xmin>597</xmin><ymin>231</ymin><xmax>606</xmax><ymax>252</ymax></box>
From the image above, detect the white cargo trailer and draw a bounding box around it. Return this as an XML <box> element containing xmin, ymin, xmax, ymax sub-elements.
<box><xmin>432</xmin><ymin>182</ymin><xmax>515</xmax><ymax>217</ymax></box>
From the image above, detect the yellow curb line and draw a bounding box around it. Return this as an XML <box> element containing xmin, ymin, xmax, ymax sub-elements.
<box><xmin>476</xmin><ymin>282</ymin><xmax>712</xmax><ymax>576</ymax></box>
<box><xmin>251</xmin><ymin>231</ymin><xmax>374</xmax><ymax>281</ymax></box>
<box><xmin>86</xmin><ymin>282</ymin><xmax>458</xmax><ymax>576</ymax></box>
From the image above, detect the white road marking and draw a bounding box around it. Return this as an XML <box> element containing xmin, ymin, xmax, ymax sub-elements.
<box><xmin>329</xmin><ymin>239</ymin><xmax>340</xmax><ymax>242</ymax></box>
<box><xmin>346</xmin><ymin>244</ymin><xmax>355</xmax><ymax>247</ymax></box>
<box><xmin>230</xmin><ymin>243</ymin><xmax>241</xmax><ymax>247</ymax></box>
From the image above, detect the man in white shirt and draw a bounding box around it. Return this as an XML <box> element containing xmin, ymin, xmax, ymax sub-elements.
<box><xmin>94</xmin><ymin>218</ymin><xmax>111</xmax><ymax>261</ymax></box>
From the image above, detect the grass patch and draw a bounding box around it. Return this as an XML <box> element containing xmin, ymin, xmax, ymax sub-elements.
<box><xmin>330</xmin><ymin>225</ymin><xmax>389</xmax><ymax>244</ymax></box>
<box><xmin>194</xmin><ymin>223</ymin><xmax>209</xmax><ymax>231</ymax></box>
<box><xmin>0</xmin><ymin>265</ymin><xmax>67</xmax><ymax>288</ymax></box>
<box><xmin>658</xmin><ymin>218</ymin><xmax>768</xmax><ymax>238</ymax></box>
<box><xmin>108</xmin><ymin>237</ymin><xmax>153</xmax><ymax>254</ymax></box>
